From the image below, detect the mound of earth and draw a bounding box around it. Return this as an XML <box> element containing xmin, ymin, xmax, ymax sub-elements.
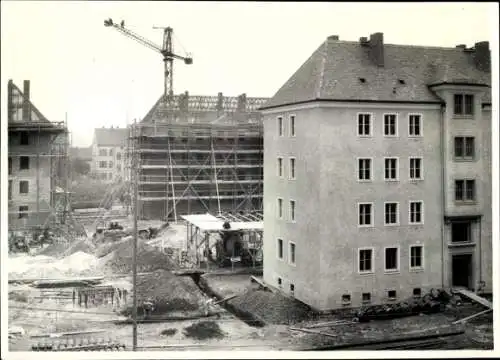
<box><xmin>99</xmin><ymin>237</ymin><xmax>179</xmax><ymax>274</ymax></box>
<box><xmin>61</xmin><ymin>237</ymin><xmax>97</xmax><ymax>257</ymax></box>
<box><xmin>95</xmin><ymin>236</ymin><xmax>132</xmax><ymax>258</ymax></box>
<box><xmin>183</xmin><ymin>321</ymin><xmax>226</xmax><ymax>340</ymax></box>
<box><xmin>120</xmin><ymin>269</ymin><xmax>207</xmax><ymax>316</ymax></box>
<box><xmin>228</xmin><ymin>288</ymin><xmax>312</xmax><ymax>325</ymax></box>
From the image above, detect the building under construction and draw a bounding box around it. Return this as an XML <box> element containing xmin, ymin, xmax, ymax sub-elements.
<box><xmin>128</xmin><ymin>92</ymin><xmax>268</xmax><ymax>221</ymax></box>
<box><xmin>7</xmin><ymin>80</ymin><xmax>72</xmax><ymax>233</ymax></box>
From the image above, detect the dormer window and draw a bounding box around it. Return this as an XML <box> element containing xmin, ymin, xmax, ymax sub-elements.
<box><xmin>454</xmin><ymin>94</ymin><xmax>474</xmax><ymax>116</ymax></box>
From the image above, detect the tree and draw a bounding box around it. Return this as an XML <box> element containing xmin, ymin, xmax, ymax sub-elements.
<box><xmin>71</xmin><ymin>158</ymin><xmax>90</xmax><ymax>176</ymax></box>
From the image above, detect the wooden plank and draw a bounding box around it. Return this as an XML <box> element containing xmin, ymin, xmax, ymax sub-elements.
<box><xmin>304</xmin><ymin>320</ymin><xmax>352</xmax><ymax>329</ymax></box>
<box><xmin>453</xmin><ymin>309</ymin><xmax>492</xmax><ymax>324</ymax></box>
<box><xmin>212</xmin><ymin>294</ymin><xmax>238</xmax><ymax>305</ymax></box>
<box><xmin>289</xmin><ymin>327</ymin><xmax>337</xmax><ymax>338</ymax></box>
<box><xmin>456</xmin><ymin>289</ymin><xmax>493</xmax><ymax>309</ymax></box>
<box><xmin>250</xmin><ymin>275</ymin><xmax>268</xmax><ymax>289</ymax></box>
<box><xmin>31</xmin><ymin>329</ymin><xmax>107</xmax><ymax>338</ymax></box>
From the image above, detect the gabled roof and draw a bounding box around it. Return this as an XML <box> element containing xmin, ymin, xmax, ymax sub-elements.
<box><xmin>93</xmin><ymin>128</ymin><xmax>129</xmax><ymax>147</ymax></box>
<box><xmin>262</xmin><ymin>39</ymin><xmax>491</xmax><ymax>109</ymax></box>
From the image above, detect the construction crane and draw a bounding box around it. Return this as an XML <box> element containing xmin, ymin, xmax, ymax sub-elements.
<box><xmin>103</xmin><ymin>18</ymin><xmax>192</xmax><ymax>109</ymax></box>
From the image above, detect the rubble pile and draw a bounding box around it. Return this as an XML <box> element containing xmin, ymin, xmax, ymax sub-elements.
<box><xmin>119</xmin><ymin>269</ymin><xmax>207</xmax><ymax>317</ymax></box>
<box><xmin>98</xmin><ymin>238</ymin><xmax>179</xmax><ymax>274</ymax></box>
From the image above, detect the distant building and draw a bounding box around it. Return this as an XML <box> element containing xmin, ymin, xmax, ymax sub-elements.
<box><xmin>260</xmin><ymin>34</ymin><xmax>492</xmax><ymax>310</ymax></box>
<box><xmin>8</xmin><ymin>80</ymin><xmax>69</xmax><ymax>230</ymax></box>
<box><xmin>90</xmin><ymin>127</ymin><xmax>128</xmax><ymax>182</ymax></box>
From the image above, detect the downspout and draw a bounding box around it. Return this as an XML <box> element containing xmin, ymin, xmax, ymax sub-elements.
<box><xmin>478</xmin><ymin>217</ymin><xmax>482</xmax><ymax>290</ymax></box>
<box><xmin>440</xmin><ymin>103</ymin><xmax>446</xmax><ymax>288</ymax></box>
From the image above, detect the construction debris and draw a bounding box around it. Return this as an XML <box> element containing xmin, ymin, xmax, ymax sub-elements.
<box><xmin>453</xmin><ymin>309</ymin><xmax>493</xmax><ymax>324</ymax></box>
<box><xmin>455</xmin><ymin>288</ymin><xmax>493</xmax><ymax>309</ymax></box>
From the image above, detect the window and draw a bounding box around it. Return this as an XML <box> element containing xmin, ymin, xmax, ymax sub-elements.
<box><xmin>384</xmin><ymin>158</ymin><xmax>398</xmax><ymax>180</ymax></box>
<box><xmin>116</xmin><ymin>153</ymin><xmax>122</xmax><ymax>161</ymax></box>
<box><xmin>289</xmin><ymin>158</ymin><xmax>296</xmax><ymax>180</ymax></box>
<box><xmin>385</xmin><ymin>247</ymin><xmax>399</xmax><ymax>271</ymax></box>
<box><xmin>358</xmin><ymin>203</ymin><xmax>373</xmax><ymax>226</ymax></box>
<box><xmin>277</xmin><ymin>157</ymin><xmax>283</xmax><ymax>178</ymax></box>
<box><xmin>384</xmin><ymin>114</ymin><xmax>397</xmax><ymax>136</ymax></box>
<box><xmin>109</xmin><ymin>149</ymin><xmax>114</xmax><ymax>156</ymax></box>
<box><xmin>413</xmin><ymin>288</ymin><xmax>422</xmax><ymax>297</ymax></box>
<box><xmin>342</xmin><ymin>294</ymin><xmax>351</xmax><ymax>304</ymax></box>
<box><xmin>277</xmin><ymin>198</ymin><xmax>283</xmax><ymax>219</ymax></box>
<box><xmin>454</xmin><ymin>94</ymin><xmax>474</xmax><ymax>115</ymax></box>
<box><xmin>277</xmin><ymin>239</ymin><xmax>283</xmax><ymax>260</ymax></box>
<box><xmin>289</xmin><ymin>242</ymin><xmax>296</xmax><ymax>265</ymax></box>
<box><xmin>409</xmin><ymin>157</ymin><xmax>422</xmax><ymax>180</ymax></box>
<box><xmin>9</xmin><ymin>180</ymin><xmax>12</xmax><ymax>200</ymax></box>
<box><xmin>410</xmin><ymin>245</ymin><xmax>424</xmax><ymax>269</ymax></box>
<box><xmin>451</xmin><ymin>222</ymin><xmax>472</xmax><ymax>243</ymax></box>
<box><xmin>358</xmin><ymin>158</ymin><xmax>372</xmax><ymax>181</ymax></box>
<box><xmin>387</xmin><ymin>290</ymin><xmax>397</xmax><ymax>300</ymax></box>
<box><xmin>99</xmin><ymin>149</ymin><xmax>107</xmax><ymax>156</ymax></box>
<box><xmin>18</xmin><ymin>205</ymin><xmax>29</xmax><ymax>219</ymax></box>
<box><xmin>384</xmin><ymin>202</ymin><xmax>399</xmax><ymax>225</ymax></box>
<box><xmin>289</xmin><ymin>200</ymin><xmax>296</xmax><ymax>222</ymax></box>
<box><xmin>455</xmin><ymin>180</ymin><xmax>475</xmax><ymax>201</ymax></box>
<box><xmin>289</xmin><ymin>115</ymin><xmax>296</xmax><ymax>137</ymax></box>
<box><xmin>277</xmin><ymin>277</ymin><xmax>282</xmax><ymax>288</ymax></box>
<box><xmin>454</xmin><ymin>137</ymin><xmax>475</xmax><ymax>159</ymax></box>
<box><xmin>409</xmin><ymin>201</ymin><xmax>424</xmax><ymax>224</ymax></box>
<box><xmin>20</xmin><ymin>156</ymin><xmax>30</xmax><ymax>170</ymax></box>
<box><xmin>8</xmin><ymin>157</ymin><xmax>12</xmax><ymax>175</ymax></box>
<box><xmin>357</xmin><ymin>114</ymin><xmax>371</xmax><ymax>136</ymax></box>
<box><xmin>409</xmin><ymin>114</ymin><xmax>422</xmax><ymax>136</ymax></box>
<box><xmin>290</xmin><ymin>284</ymin><xmax>295</xmax><ymax>295</ymax></box>
<box><xmin>19</xmin><ymin>181</ymin><xmax>29</xmax><ymax>194</ymax></box>
<box><xmin>20</xmin><ymin>131</ymin><xmax>29</xmax><ymax>145</ymax></box>
<box><xmin>359</xmin><ymin>248</ymin><xmax>374</xmax><ymax>273</ymax></box>
<box><xmin>362</xmin><ymin>293</ymin><xmax>371</xmax><ymax>303</ymax></box>
<box><xmin>278</xmin><ymin>116</ymin><xmax>284</xmax><ymax>136</ymax></box>
<box><xmin>99</xmin><ymin>161</ymin><xmax>107</xmax><ymax>168</ymax></box>
<box><xmin>109</xmin><ymin>161</ymin><xmax>114</xmax><ymax>168</ymax></box>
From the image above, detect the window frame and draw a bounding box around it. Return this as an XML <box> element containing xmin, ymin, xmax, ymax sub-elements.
<box><xmin>289</xmin><ymin>114</ymin><xmax>296</xmax><ymax>137</ymax></box>
<box><xmin>384</xmin><ymin>157</ymin><xmax>399</xmax><ymax>181</ymax></box>
<box><xmin>8</xmin><ymin>157</ymin><xmax>13</xmax><ymax>175</ymax></box>
<box><xmin>362</xmin><ymin>292</ymin><xmax>372</xmax><ymax>304</ymax></box>
<box><xmin>289</xmin><ymin>199</ymin><xmax>296</xmax><ymax>223</ymax></box>
<box><xmin>453</xmin><ymin>93</ymin><xmax>474</xmax><ymax>116</ymax></box>
<box><xmin>387</xmin><ymin>290</ymin><xmax>397</xmax><ymax>301</ymax></box>
<box><xmin>18</xmin><ymin>205</ymin><xmax>29</xmax><ymax>219</ymax></box>
<box><xmin>277</xmin><ymin>116</ymin><xmax>284</xmax><ymax>137</ymax></box>
<box><xmin>455</xmin><ymin>179</ymin><xmax>476</xmax><ymax>203</ymax></box>
<box><xmin>357</xmin><ymin>113</ymin><xmax>373</xmax><ymax>137</ymax></box>
<box><xmin>289</xmin><ymin>157</ymin><xmax>296</xmax><ymax>180</ymax></box>
<box><xmin>408</xmin><ymin>113</ymin><xmax>423</xmax><ymax>137</ymax></box>
<box><xmin>277</xmin><ymin>157</ymin><xmax>284</xmax><ymax>178</ymax></box>
<box><xmin>357</xmin><ymin>157</ymin><xmax>373</xmax><ymax>182</ymax></box>
<box><xmin>277</xmin><ymin>238</ymin><xmax>284</xmax><ymax>261</ymax></box>
<box><xmin>19</xmin><ymin>156</ymin><xmax>30</xmax><ymax>170</ymax></box>
<box><xmin>288</xmin><ymin>241</ymin><xmax>296</xmax><ymax>266</ymax></box>
<box><xmin>409</xmin><ymin>244</ymin><xmax>425</xmax><ymax>271</ymax></box>
<box><xmin>384</xmin><ymin>246</ymin><xmax>400</xmax><ymax>273</ymax></box>
<box><xmin>19</xmin><ymin>180</ymin><xmax>29</xmax><ymax>194</ymax></box>
<box><xmin>20</xmin><ymin>131</ymin><xmax>29</xmax><ymax>146</ymax></box>
<box><xmin>277</xmin><ymin>197</ymin><xmax>283</xmax><ymax>219</ymax></box>
<box><xmin>384</xmin><ymin>202</ymin><xmax>400</xmax><ymax>226</ymax></box>
<box><xmin>358</xmin><ymin>247</ymin><xmax>375</xmax><ymax>274</ymax></box>
<box><xmin>383</xmin><ymin>113</ymin><xmax>398</xmax><ymax>137</ymax></box>
<box><xmin>409</xmin><ymin>156</ymin><xmax>424</xmax><ymax>181</ymax></box>
<box><xmin>358</xmin><ymin>202</ymin><xmax>374</xmax><ymax>228</ymax></box>
<box><xmin>408</xmin><ymin>200</ymin><xmax>424</xmax><ymax>225</ymax></box>
<box><xmin>454</xmin><ymin>136</ymin><xmax>476</xmax><ymax>161</ymax></box>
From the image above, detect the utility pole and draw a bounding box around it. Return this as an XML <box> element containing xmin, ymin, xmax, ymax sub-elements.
<box><xmin>132</xmin><ymin>119</ymin><xmax>139</xmax><ymax>351</ymax></box>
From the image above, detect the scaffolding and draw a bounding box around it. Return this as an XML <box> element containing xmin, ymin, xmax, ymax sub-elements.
<box><xmin>7</xmin><ymin>80</ymin><xmax>80</xmax><ymax>237</ymax></box>
<box><xmin>127</xmin><ymin>93</ymin><xmax>267</xmax><ymax>222</ymax></box>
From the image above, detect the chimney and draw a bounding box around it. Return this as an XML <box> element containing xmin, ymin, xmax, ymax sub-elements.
<box><xmin>359</xmin><ymin>37</ymin><xmax>369</xmax><ymax>45</ymax></box>
<box><xmin>237</xmin><ymin>93</ymin><xmax>247</xmax><ymax>112</ymax></box>
<box><xmin>473</xmin><ymin>41</ymin><xmax>490</xmax><ymax>72</ymax></box>
<box><xmin>328</xmin><ymin>35</ymin><xmax>339</xmax><ymax>41</ymax></box>
<box><xmin>369</xmin><ymin>32</ymin><xmax>384</xmax><ymax>67</ymax></box>
<box><xmin>22</xmin><ymin>80</ymin><xmax>31</xmax><ymax>121</ymax></box>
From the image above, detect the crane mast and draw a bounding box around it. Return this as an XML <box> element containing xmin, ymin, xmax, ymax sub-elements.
<box><xmin>104</xmin><ymin>18</ymin><xmax>192</xmax><ymax>115</ymax></box>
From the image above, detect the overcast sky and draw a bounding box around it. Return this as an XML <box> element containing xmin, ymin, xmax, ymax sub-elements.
<box><xmin>1</xmin><ymin>1</ymin><xmax>497</xmax><ymax>147</ymax></box>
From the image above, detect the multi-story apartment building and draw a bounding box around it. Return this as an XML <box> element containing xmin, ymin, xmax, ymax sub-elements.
<box><xmin>90</xmin><ymin>127</ymin><xmax>128</xmax><ymax>182</ymax></box>
<box><xmin>260</xmin><ymin>33</ymin><xmax>492</xmax><ymax>311</ymax></box>
<box><xmin>7</xmin><ymin>80</ymin><xmax>69</xmax><ymax>230</ymax></box>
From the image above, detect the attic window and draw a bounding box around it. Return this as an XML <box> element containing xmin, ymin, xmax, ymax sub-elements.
<box><xmin>398</xmin><ymin>79</ymin><xmax>406</xmax><ymax>85</ymax></box>
<box><xmin>359</xmin><ymin>78</ymin><xmax>366</xmax><ymax>83</ymax></box>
